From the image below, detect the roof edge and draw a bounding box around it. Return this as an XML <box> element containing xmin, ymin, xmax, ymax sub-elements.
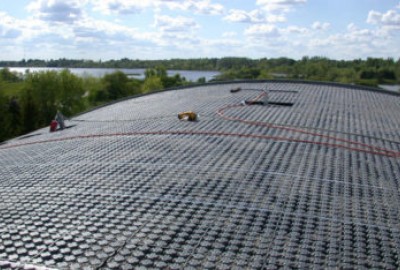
<box><xmin>73</xmin><ymin>79</ymin><xmax>400</xmax><ymax>118</ymax></box>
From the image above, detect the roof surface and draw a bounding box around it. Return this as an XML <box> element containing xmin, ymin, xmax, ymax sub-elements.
<box><xmin>1</xmin><ymin>81</ymin><xmax>400</xmax><ymax>269</ymax></box>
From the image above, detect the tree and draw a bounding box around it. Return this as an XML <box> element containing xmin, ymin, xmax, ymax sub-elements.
<box><xmin>58</xmin><ymin>69</ymin><xmax>86</xmax><ymax>116</ymax></box>
<box><xmin>377</xmin><ymin>68</ymin><xmax>396</xmax><ymax>82</ymax></box>
<box><xmin>24</xmin><ymin>71</ymin><xmax>60</xmax><ymax>125</ymax></box>
<box><xmin>0</xmin><ymin>90</ymin><xmax>11</xmax><ymax>141</ymax></box>
<box><xmin>216</xmin><ymin>57</ymin><xmax>254</xmax><ymax>70</ymax></box>
<box><xmin>197</xmin><ymin>77</ymin><xmax>206</xmax><ymax>84</ymax></box>
<box><xmin>102</xmin><ymin>71</ymin><xmax>129</xmax><ymax>100</ymax></box>
<box><xmin>144</xmin><ymin>66</ymin><xmax>186</xmax><ymax>89</ymax></box>
<box><xmin>85</xmin><ymin>76</ymin><xmax>105</xmax><ymax>105</ymax></box>
<box><xmin>141</xmin><ymin>77</ymin><xmax>163</xmax><ymax>93</ymax></box>
<box><xmin>21</xmin><ymin>69</ymin><xmax>87</xmax><ymax>126</ymax></box>
<box><xmin>0</xmin><ymin>68</ymin><xmax>20</xmax><ymax>82</ymax></box>
<box><xmin>8</xmin><ymin>97</ymin><xmax>22</xmax><ymax>137</ymax></box>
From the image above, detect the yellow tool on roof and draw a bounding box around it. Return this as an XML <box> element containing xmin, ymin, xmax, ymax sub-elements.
<box><xmin>178</xmin><ymin>111</ymin><xmax>198</xmax><ymax>122</ymax></box>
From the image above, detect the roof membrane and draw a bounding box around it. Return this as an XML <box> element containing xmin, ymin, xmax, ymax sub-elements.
<box><xmin>0</xmin><ymin>81</ymin><xmax>400</xmax><ymax>269</ymax></box>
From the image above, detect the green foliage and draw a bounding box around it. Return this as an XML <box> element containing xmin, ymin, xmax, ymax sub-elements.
<box><xmin>24</xmin><ymin>70</ymin><xmax>60</xmax><ymax>124</ymax></box>
<box><xmin>141</xmin><ymin>77</ymin><xmax>163</xmax><ymax>93</ymax></box>
<box><xmin>0</xmin><ymin>57</ymin><xmax>399</xmax><ymax>85</ymax></box>
<box><xmin>144</xmin><ymin>66</ymin><xmax>187</xmax><ymax>89</ymax></box>
<box><xmin>1</xmin><ymin>67</ymin><xmax>194</xmax><ymax>142</ymax></box>
<box><xmin>0</xmin><ymin>90</ymin><xmax>11</xmax><ymax>142</ymax></box>
<box><xmin>7</xmin><ymin>97</ymin><xmax>22</xmax><ymax>137</ymax></box>
<box><xmin>216</xmin><ymin>67</ymin><xmax>271</xmax><ymax>80</ymax></box>
<box><xmin>18</xmin><ymin>69</ymin><xmax>87</xmax><ymax>134</ymax></box>
<box><xmin>20</xmin><ymin>89</ymin><xmax>38</xmax><ymax>133</ymax></box>
<box><xmin>102</xmin><ymin>71</ymin><xmax>130</xmax><ymax>101</ymax></box>
<box><xmin>216</xmin><ymin>57</ymin><xmax>255</xmax><ymax>70</ymax></box>
<box><xmin>0</xmin><ymin>81</ymin><xmax>25</xmax><ymax>97</ymax></box>
<box><xmin>84</xmin><ymin>76</ymin><xmax>103</xmax><ymax>106</ymax></box>
<box><xmin>0</xmin><ymin>90</ymin><xmax>22</xmax><ymax>140</ymax></box>
<box><xmin>0</xmin><ymin>68</ymin><xmax>24</xmax><ymax>98</ymax></box>
<box><xmin>0</xmin><ymin>68</ymin><xmax>21</xmax><ymax>82</ymax></box>
<box><xmin>0</xmin><ymin>58</ymin><xmax>220</xmax><ymax>71</ymax></box>
<box><xmin>215</xmin><ymin>56</ymin><xmax>398</xmax><ymax>86</ymax></box>
<box><xmin>58</xmin><ymin>70</ymin><xmax>86</xmax><ymax>116</ymax></box>
<box><xmin>145</xmin><ymin>66</ymin><xmax>167</xmax><ymax>79</ymax></box>
<box><xmin>197</xmin><ymin>77</ymin><xmax>206</xmax><ymax>84</ymax></box>
<box><xmin>358</xmin><ymin>67</ymin><xmax>396</xmax><ymax>84</ymax></box>
<box><xmin>257</xmin><ymin>70</ymin><xmax>273</xmax><ymax>79</ymax></box>
<box><xmin>89</xmin><ymin>71</ymin><xmax>143</xmax><ymax>104</ymax></box>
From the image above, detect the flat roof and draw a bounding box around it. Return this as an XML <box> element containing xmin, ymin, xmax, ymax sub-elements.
<box><xmin>1</xmin><ymin>81</ymin><xmax>400</xmax><ymax>269</ymax></box>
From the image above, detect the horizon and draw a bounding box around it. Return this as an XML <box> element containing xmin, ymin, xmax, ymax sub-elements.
<box><xmin>1</xmin><ymin>55</ymin><xmax>400</xmax><ymax>63</ymax></box>
<box><xmin>0</xmin><ymin>0</ymin><xmax>399</xmax><ymax>61</ymax></box>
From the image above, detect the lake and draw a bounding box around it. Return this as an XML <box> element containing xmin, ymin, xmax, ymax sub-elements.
<box><xmin>7</xmin><ymin>67</ymin><xmax>220</xmax><ymax>82</ymax></box>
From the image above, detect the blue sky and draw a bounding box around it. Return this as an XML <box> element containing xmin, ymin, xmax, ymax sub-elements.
<box><xmin>0</xmin><ymin>0</ymin><xmax>399</xmax><ymax>60</ymax></box>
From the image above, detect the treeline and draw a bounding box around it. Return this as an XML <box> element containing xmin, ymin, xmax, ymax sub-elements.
<box><xmin>1</xmin><ymin>56</ymin><xmax>399</xmax><ymax>86</ymax></box>
<box><xmin>0</xmin><ymin>58</ymin><xmax>219</xmax><ymax>71</ymax></box>
<box><xmin>215</xmin><ymin>56</ymin><xmax>400</xmax><ymax>86</ymax></box>
<box><xmin>0</xmin><ymin>66</ymin><xmax>189</xmax><ymax>142</ymax></box>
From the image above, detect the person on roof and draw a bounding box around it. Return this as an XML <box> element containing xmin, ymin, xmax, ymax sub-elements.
<box><xmin>55</xmin><ymin>111</ymin><xmax>66</xmax><ymax>130</ymax></box>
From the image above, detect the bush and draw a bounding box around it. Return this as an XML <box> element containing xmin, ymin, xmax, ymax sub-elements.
<box><xmin>0</xmin><ymin>68</ymin><xmax>21</xmax><ymax>82</ymax></box>
<box><xmin>102</xmin><ymin>71</ymin><xmax>130</xmax><ymax>100</ymax></box>
<box><xmin>141</xmin><ymin>77</ymin><xmax>163</xmax><ymax>93</ymax></box>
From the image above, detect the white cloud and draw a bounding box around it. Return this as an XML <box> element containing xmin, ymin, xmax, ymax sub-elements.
<box><xmin>91</xmin><ymin>0</ymin><xmax>224</xmax><ymax>15</ymax></box>
<box><xmin>224</xmin><ymin>9</ymin><xmax>264</xmax><ymax>23</ymax></box>
<box><xmin>224</xmin><ymin>9</ymin><xmax>285</xmax><ymax>23</ymax></box>
<box><xmin>91</xmin><ymin>0</ymin><xmax>148</xmax><ymax>15</ymax></box>
<box><xmin>345</xmin><ymin>27</ymin><xmax>374</xmax><ymax>43</ymax></box>
<box><xmin>154</xmin><ymin>15</ymin><xmax>200</xmax><ymax>32</ymax></box>
<box><xmin>204</xmin><ymin>38</ymin><xmax>242</xmax><ymax>48</ymax></box>
<box><xmin>234</xmin><ymin>0</ymin><xmax>305</xmax><ymax>29</ymax></box>
<box><xmin>27</xmin><ymin>0</ymin><xmax>88</xmax><ymax>23</ymax></box>
<box><xmin>266</xmin><ymin>13</ymin><xmax>286</xmax><ymax>23</ymax></box>
<box><xmin>283</xmin><ymin>25</ymin><xmax>309</xmax><ymax>34</ymax></box>
<box><xmin>0</xmin><ymin>1</ymin><xmax>159</xmax><ymax>59</ymax></box>
<box><xmin>347</xmin><ymin>23</ymin><xmax>357</xmax><ymax>32</ymax></box>
<box><xmin>155</xmin><ymin>0</ymin><xmax>225</xmax><ymax>15</ymax></box>
<box><xmin>312</xmin><ymin>21</ymin><xmax>330</xmax><ymax>31</ymax></box>
<box><xmin>0</xmin><ymin>12</ymin><xmax>23</xmax><ymax>39</ymax></box>
<box><xmin>306</xmin><ymin>21</ymin><xmax>399</xmax><ymax>59</ymax></box>
<box><xmin>256</xmin><ymin>0</ymin><xmax>306</xmax><ymax>12</ymax></box>
<box><xmin>0</xmin><ymin>11</ymin><xmax>57</xmax><ymax>42</ymax></box>
<box><xmin>25</xmin><ymin>0</ymin><xmax>153</xmax><ymax>42</ymax></box>
<box><xmin>187</xmin><ymin>0</ymin><xmax>224</xmax><ymax>15</ymax></box>
<box><xmin>222</xmin><ymin>31</ymin><xmax>237</xmax><ymax>38</ymax></box>
<box><xmin>367</xmin><ymin>9</ymin><xmax>400</xmax><ymax>26</ymax></box>
<box><xmin>245</xmin><ymin>24</ymin><xmax>280</xmax><ymax>37</ymax></box>
<box><xmin>0</xmin><ymin>0</ymin><xmax>396</xmax><ymax>61</ymax></box>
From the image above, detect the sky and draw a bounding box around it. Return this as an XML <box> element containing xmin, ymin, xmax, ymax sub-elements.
<box><xmin>0</xmin><ymin>0</ymin><xmax>399</xmax><ymax>61</ymax></box>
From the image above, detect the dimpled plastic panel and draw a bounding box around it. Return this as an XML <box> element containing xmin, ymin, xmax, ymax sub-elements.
<box><xmin>1</xmin><ymin>81</ymin><xmax>400</xmax><ymax>269</ymax></box>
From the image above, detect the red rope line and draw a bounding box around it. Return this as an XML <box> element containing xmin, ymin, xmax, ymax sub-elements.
<box><xmin>1</xmin><ymin>91</ymin><xmax>399</xmax><ymax>158</ymax></box>
<box><xmin>217</xmin><ymin>92</ymin><xmax>400</xmax><ymax>158</ymax></box>
<box><xmin>1</xmin><ymin>130</ymin><xmax>398</xmax><ymax>157</ymax></box>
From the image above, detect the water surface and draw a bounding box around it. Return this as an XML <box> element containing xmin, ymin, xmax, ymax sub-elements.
<box><xmin>7</xmin><ymin>67</ymin><xmax>220</xmax><ymax>82</ymax></box>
